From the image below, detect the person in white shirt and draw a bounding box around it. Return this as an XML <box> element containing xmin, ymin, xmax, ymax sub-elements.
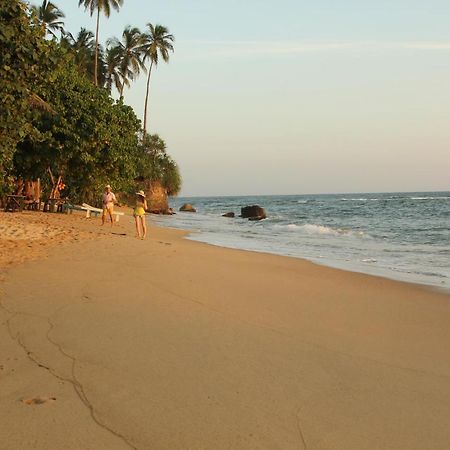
<box><xmin>102</xmin><ymin>185</ymin><xmax>117</xmax><ymax>226</ymax></box>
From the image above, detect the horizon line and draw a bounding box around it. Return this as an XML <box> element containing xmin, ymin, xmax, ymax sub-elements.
<box><xmin>176</xmin><ymin>189</ymin><xmax>450</xmax><ymax>199</ymax></box>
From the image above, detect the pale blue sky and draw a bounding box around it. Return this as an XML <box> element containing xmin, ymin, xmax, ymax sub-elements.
<box><xmin>36</xmin><ymin>1</ymin><xmax>450</xmax><ymax>195</ymax></box>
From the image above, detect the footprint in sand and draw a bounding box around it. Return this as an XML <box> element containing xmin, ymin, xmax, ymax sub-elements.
<box><xmin>22</xmin><ymin>396</ymin><xmax>56</xmax><ymax>405</ymax></box>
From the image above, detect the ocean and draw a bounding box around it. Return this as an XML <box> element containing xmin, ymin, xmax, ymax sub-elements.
<box><xmin>151</xmin><ymin>192</ymin><xmax>450</xmax><ymax>289</ymax></box>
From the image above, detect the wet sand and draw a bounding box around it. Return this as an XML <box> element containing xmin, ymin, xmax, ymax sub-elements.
<box><xmin>1</xmin><ymin>210</ymin><xmax>450</xmax><ymax>449</ymax></box>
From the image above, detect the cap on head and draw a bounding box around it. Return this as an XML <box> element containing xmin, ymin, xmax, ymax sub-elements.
<box><xmin>136</xmin><ymin>190</ymin><xmax>146</xmax><ymax>198</ymax></box>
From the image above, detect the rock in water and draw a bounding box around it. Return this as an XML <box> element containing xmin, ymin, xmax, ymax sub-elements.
<box><xmin>240</xmin><ymin>205</ymin><xmax>267</xmax><ymax>220</ymax></box>
<box><xmin>248</xmin><ymin>216</ymin><xmax>264</xmax><ymax>221</ymax></box>
<box><xmin>222</xmin><ymin>212</ymin><xmax>235</xmax><ymax>218</ymax></box>
<box><xmin>179</xmin><ymin>203</ymin><xmax>196</xmax><ymax>212</ymax></box>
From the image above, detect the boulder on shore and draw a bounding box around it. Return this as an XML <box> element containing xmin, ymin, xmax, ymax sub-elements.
<box><xmin>222</xmin><ymin>212</ymin><xmax>235</xmax><ymax>218</ymax></box>
<box><xmin>240</xmin><ymin>205</ymin><xmax>267</xmax><ymax>220</ymax></box>
<box><xmin>179</xmin><ymin>203</ymin><xmax>196</xmax><ymax>212</ymax></box>
<box><xmin>145</xmin><ymin>180</ymin><xmax>170</xmax><ymax>214</ymax></box>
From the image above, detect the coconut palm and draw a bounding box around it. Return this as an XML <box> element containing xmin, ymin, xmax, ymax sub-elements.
<box><xmin>31</xmin><ymin>0</ymin><xmax>65</xmax><ymax>37</ymax></box>
<box><xmin>140</xmin><ymin>24</ymin><xmax>174</xmax><ymax>136</ymax></box>
<box><xmin>104</xmin><ymin>45</ymin><xmax>123</xmax><ymax>94</ymax></box>
<box><xmin>107</xmin><ymin>26</ymin><xmax>144</xmax><ymax>98</ymax></box>
<box><xmin>61</xmin><ymin>28</ymin><xmax>107</xmax><ymax>87</ymax></box>
<box><xmin>78</xmin><ymin>0</ymin><xmax>124</xmax><ymax>86</ymax></box>
<box><xmin>62</xmin><ymin>28</ymin><xmax>95</xmax><ymax>75</ymax></box>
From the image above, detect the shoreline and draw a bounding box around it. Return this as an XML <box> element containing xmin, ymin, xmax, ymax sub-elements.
<box><xmin>1</xmin><ymin>211</ymin><xmax>450</xmax><ymax>449</ymax></box>
<box><xmin>189</xmin><ymin>236</ymin><xmax>450</xmax><ymax>294</ymax></box>
<box><xmin>0</xmin><ymin>208</ymin><xmax>447</xmax><ymax>294</ymax></box>
<box><xmin>152</xmin><ymin>221</ymin><xmax>450</xmax><ymax>293</ymax></box>
<box><xmin>162</xmin><ymin>191</ymin><xmax>450</xmax><ymax>290</ymax></box>
<box><xmin>1</xmin><ymin>208</ymin><xmax>448</xmax><ymax>300</ymax></box>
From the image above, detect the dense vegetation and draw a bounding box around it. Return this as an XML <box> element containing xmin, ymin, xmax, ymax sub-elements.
<box><xmin>0</xmin><ymin>0</ymin><xmax>180</xmax><ymax>203</ymax></box>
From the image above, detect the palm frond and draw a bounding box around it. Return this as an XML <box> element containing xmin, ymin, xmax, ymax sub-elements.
<box><xmin>28</xmin><ymin>92</ymin><xmax>54</xmax><ymax>113</ymax></box>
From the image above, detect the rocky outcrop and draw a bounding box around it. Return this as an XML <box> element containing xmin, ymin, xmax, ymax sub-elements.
<box><xmin>222</xmin><ymin>212</ymin><xmax>235</xmax><ymax>218</ymax></box>
<box><xmin>146</xmin><ymin>181</ymin><xmax>169</xmax><ymax>214</ymax></box>
<box><xmin>180</xmin><ymin>203</ymin><xmax>196</xmax><ymax>212</ymax></box>
<box><xmin>240</xmin><ymin>205</ymin><xmax>267</xmax><ymax>220</ymax></box>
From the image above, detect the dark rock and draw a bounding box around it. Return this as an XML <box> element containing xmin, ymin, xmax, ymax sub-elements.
<box><xmin>148</xmin><ymin>208</ymin><xmax>175</xmax><ymax>215</ymax></box>
<box><xmin>240</xmin><ymin>205</ymin><xmax>267</xmax><ymax>220</ymax></box>
<box><xmin>179</xmin><ymin>203</ymin><xmax>196</xmax><ymax>212</ymax></box>
<box><xmin>222</xmin><ymin>212</ymin><xmax>235</xmax><ymax>218</ymax></box>
<box><xmin>248</xmin><ymin>216</ymin><xmax>265</xmax><ymax>221</ymax></box>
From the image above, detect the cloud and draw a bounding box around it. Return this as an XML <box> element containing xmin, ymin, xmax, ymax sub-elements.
<box><xmin>184</xmin><ymin>40</ymin><xmax>450</xmax><ymax>58</ymax></box>
<box><xmin>192</xmin><ymin>40</ymin><xmax>358</xmax><ymax>55</ymax></box>
<box><xmin>398</xmin><ymin>42</ymin><xmax>450</xmax><ymax>50</ymax></box>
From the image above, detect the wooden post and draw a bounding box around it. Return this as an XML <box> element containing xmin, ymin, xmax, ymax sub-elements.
<box><xmin>36</xmin><ymin>178</ymin><xmax>41</xmax><ymax>209</ymax></box>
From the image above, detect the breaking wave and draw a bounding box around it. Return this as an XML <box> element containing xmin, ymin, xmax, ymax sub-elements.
<box><xmin>274</xmin><ymin>223</ymin><xmax>365</xmax><ymax>237</ymax></box>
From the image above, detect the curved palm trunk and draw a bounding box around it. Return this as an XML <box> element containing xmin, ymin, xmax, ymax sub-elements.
<box><xmin>143</xmin><ymin>61</ymin><xmax>153</xmax><ymax>136</ymax></box>
<box><xmin>94</xmin><ymin>7</ymin><xmax>100</xmax><ymax>86</ymax></box>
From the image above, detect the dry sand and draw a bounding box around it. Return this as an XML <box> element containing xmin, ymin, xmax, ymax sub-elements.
<box><xmin>1</xmin><ymin>210</ymin><xmax>450</xmax><ymax>449</ymax></box>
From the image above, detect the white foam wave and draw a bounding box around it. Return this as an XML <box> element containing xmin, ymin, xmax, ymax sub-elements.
<box><xmin>410</xmin><ymin>196</ymin><xmax>450</xmax><ymax>200</ymax></box>
<box><xmin>301</xmin><ymin>224</ymin><xmax>342</xmax><ymax>235</ymax></box>
<box><xmin>274</xmin><ymin>223</ymin><xmax>365</xmax><ymax>237</ymax></box>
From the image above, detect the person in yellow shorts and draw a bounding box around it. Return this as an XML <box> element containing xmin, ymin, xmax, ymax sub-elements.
<box><xmin>134</xmin><ymin>190</ymin><xmax>148</xmax><ymax>239</ymax></box>
<box><xmin>102</xmin><ymin>185</ymin><xmax>117</xmax><ymax>226</ymax></box>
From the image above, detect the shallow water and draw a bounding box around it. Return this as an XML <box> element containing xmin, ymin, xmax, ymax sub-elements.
<box><xmin>151</xmin><ymin>192</ymin><xmax>450</xmax><ymax>289</ymax></box>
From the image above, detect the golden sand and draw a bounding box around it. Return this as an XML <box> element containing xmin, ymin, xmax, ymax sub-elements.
<box><xmin>1</xmin><ymin>210</ymin><xmax>450</xmax><ymax>449</ymax></box>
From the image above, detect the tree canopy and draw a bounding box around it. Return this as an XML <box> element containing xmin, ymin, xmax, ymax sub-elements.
<box><xmin>1</xmin><ymin>0</ymin><xmax>181</xmax><ymax>202</ymax></box>
<box><xmin>136</xmin><ymin>134</ymin><xmax>182</xmax><ymax>196</ymax></box>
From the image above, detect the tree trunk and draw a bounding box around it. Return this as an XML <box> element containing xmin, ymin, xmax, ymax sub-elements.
<box><xmin>94</xmin><ymin>7</ymin><xmax>100</xmax><ymax>86</ymax></box>
<box><xmin>143</xmin><ymin>61</ymin><xmax>153</xmax><ymax>136</ymax></box>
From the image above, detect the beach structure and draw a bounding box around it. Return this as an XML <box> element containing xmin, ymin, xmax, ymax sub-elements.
<box><xmin>43</xmin><ymin>168</ymin><xmax>66</xmax><ymax>212</ymax></box>
<box><xmin>3</xmin><ymin>179</ymin><xmax>41</xmax><ymax>212</ymax></box>
<box><xmin>64</xmin><ymin>203</ymin><xmax>124</xmax><ymax>222</ymax></box>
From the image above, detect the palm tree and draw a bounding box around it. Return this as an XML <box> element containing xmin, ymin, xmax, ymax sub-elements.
<box><xmin>140</xmin><ymin>24</ymin><xmax>174</xmax><ymax>136</ymax></box>
<box><xmin>62</xmin><ymin>28</ymin><xmax>95</xmax><ymax>75</ymax></box>
<box><xmin>105</xmin><ymin>45</ymin><xmax>122</xmax><ymax>94</ymax></box>
<box><xmin>78</xmin><ymin>0</ymin><xmax>124</xmax><ymax>86</ymax></box>
<box><xmin>61</xmin><ymin>28</ymin><xmax>107</xmax><ymax>87</ymax></box>
<box><xmin>107</xmin><ymin>26</ymin><xmax>144</xmax><ymax>98</ymax></box>
<box><xmin>31</xmin><ymin>0</ymin><xmax>65</xmax><ymax>37</ymax></box>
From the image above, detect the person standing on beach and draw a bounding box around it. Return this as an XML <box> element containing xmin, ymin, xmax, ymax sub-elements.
<box><xmin>102</xmin><ymin>185</ymin><xmax>117</xmax><ymax>226</ymax></box>
<box><xmin>134</xmin><ymin>190</ymin><xmax>148</xmax><ymax>239</ymax></box>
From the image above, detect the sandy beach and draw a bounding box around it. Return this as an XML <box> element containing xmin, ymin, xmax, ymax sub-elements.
<box><xmin>1</xmin><ymin>211</ymin><xmax>450</xmax><ymax>450</ymax></box>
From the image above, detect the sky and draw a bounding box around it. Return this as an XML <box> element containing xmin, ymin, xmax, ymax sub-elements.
<box><xmin>34</xmin><ymin>1</ymin><xmax>450</xmax><ymax>196</ymax></box>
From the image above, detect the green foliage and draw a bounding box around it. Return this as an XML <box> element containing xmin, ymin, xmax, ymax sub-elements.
<box><xmin>14</xmin><ymin>56</ymin><xmax>141</xmax><ymax>203</ymax></box>
<box><xmin>31</xmin><ymin>0</ymin><xmax>65</xmax><ymax>37</ymax></box>
<box><xmin>61</xmin><ymin>28</ymin><xmax>107</xmax><ymax>88</ymax></box>
<box><xmin>137</xmin><ymin>134</ymin><xmax>182</xmax><ymax>196</ymax></box>
<box><xmin>1</xmin><ymin>0</ymin><xmax>182</xmax><ymax>202</ymax></box>
<box><xmin>0</xmin><ymin>0</ymin><xmax>54</xmax><ymax>193</ymax></box>
<box><xmin>78</xmin><ymin>0</ymin><xmax>124</xmax><ymax>86</ymax></box>
<box><xmin>107</xmin><ymin>26</ymin><xmax>144</xmax><ymax>97</ymax></box>
<box><xmin>140</xmin><ymin>24</ymin><xmax>174</xmax><ymax>66</ymax></box>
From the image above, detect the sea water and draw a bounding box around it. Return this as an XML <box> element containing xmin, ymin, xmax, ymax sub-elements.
<box><xmin>151</xmin><ymin>192</ymin><xmax>450</xmax><ymax>289</ymax></box>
